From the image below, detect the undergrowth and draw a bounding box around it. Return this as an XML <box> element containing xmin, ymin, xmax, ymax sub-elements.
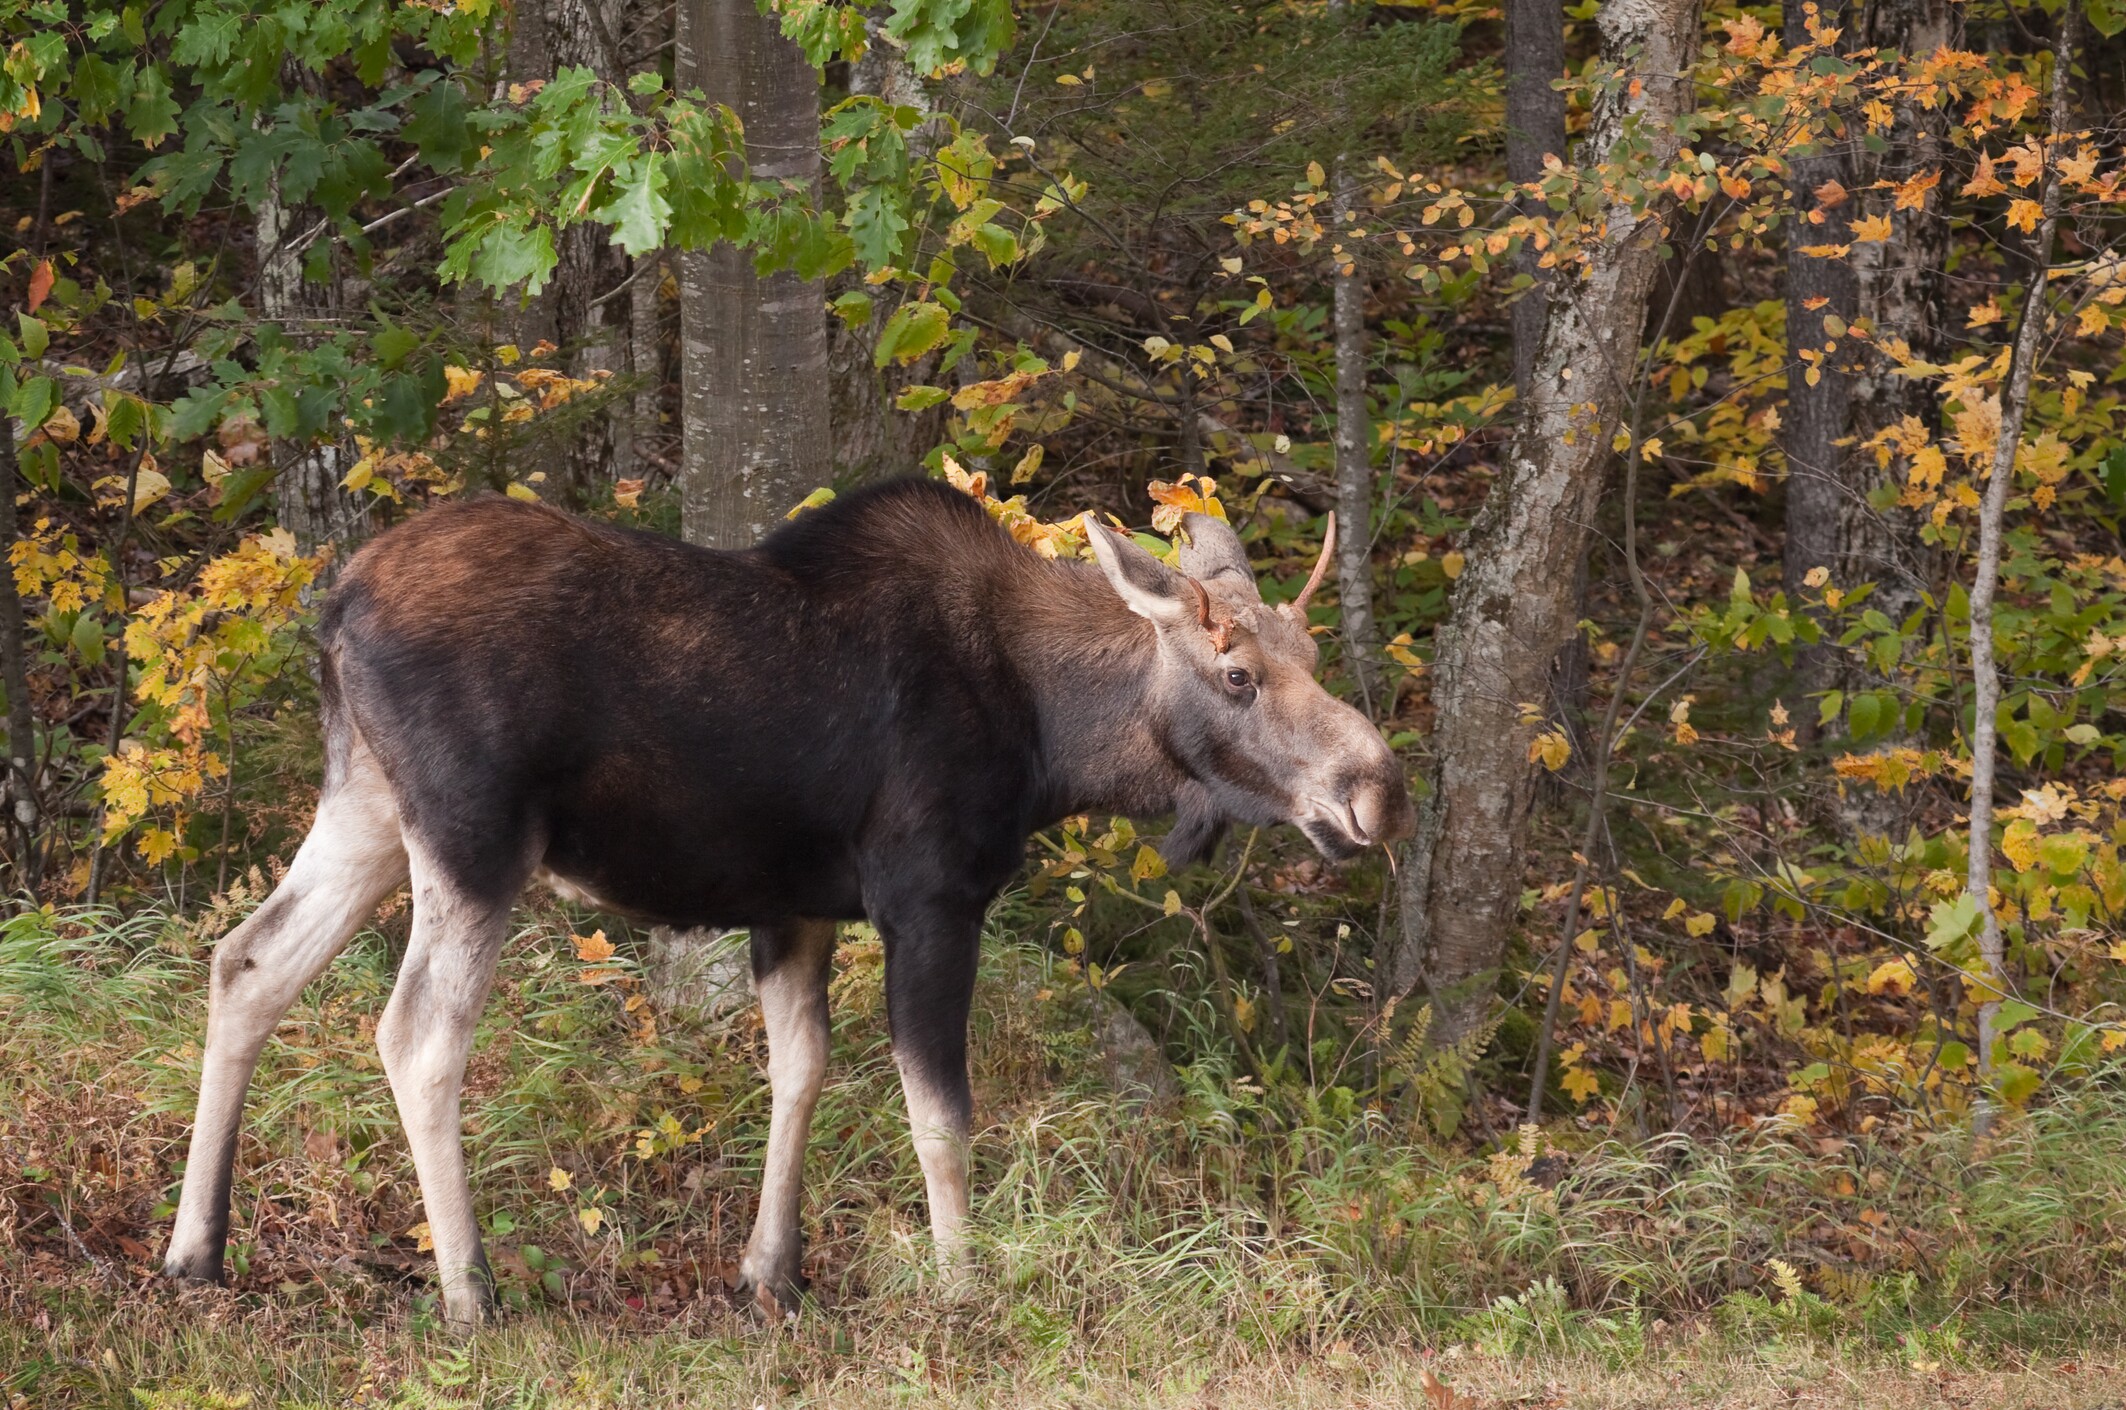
<box><xmin>5</xmin><ymin>898</ymin><xmax>2126</xmax><ymax>1406</ymax></box>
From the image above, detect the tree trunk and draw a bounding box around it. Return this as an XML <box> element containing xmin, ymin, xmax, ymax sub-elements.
<box><xmin>254</xmin><ymin>163</ymin><xmax>366</xmax><ymax>554</ymax></box>
<box><xmin>1388</xmin><ymin>0</ymin><xmax>1703</xmax><ymax>1043</ymax></box>
<box><xmin>826</xmin><ymin>21</ymin><xmax>944</xmax><ymax>483</ymax></box>
<box><xmin>1503</xmin><ymin>0</ymin><xmax>1567</xmax><ymax>397</ymax></box>
<box><xmin>0</xmin><ymin>415</ymin><xmax>39</xmax><ymax>892</ymax></box>
<box><xmin>514</xmin><ymin>0</ymin><xmax>627</xmax><ymax>502</ymax></box>
<box><xmin>1329</xmin><ymin>190</ymin><xmax>1380</xmax><ymax>715</ymax></box>
<box><xmin>676</xmin><ymin>0</ymin><xmax>830</xmax><ymax>547</ymax></box>
<box><xmin>1969</xmin><ymin>4</ymin><xmax>2070</xmax><ymax>1138</ymax></box>
<box><xmin>620</xmin><ymin>251</ymin><xmax>667</xmax><ymax>484</ymax></box>
<box><xmin>655</xmin><ymin>0</ymin><xmax>831</xmax><ymax>993</ymax></box>
<box><xmin>1820</xmin><ymin>0</ymin><xmax>1959</xmax><ymax>833</ymax></box>
<box><xmin>1779</xmin><ymin>0</ymin><xmax>1856</xmax><ymax>692</ymax></box>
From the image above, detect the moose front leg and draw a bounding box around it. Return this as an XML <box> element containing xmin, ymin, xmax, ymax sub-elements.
<box><xmin>876</xmin><ymin>902</ymin><xmax>980</xmax><ymax>1287</ymax></box>
<box><xmin>739</xmin><ymin>918</ymin><xmax>837</xmax><ymax>1311</ymax></box>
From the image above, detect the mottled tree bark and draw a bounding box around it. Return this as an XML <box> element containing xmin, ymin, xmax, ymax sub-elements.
<box><xmin>253</xmin><ymin>164</ymin><xmax>367</xmax><ymax>554</ymax></box>
<box><xmin>1779</xmin><ymin>0</ymin><xmax>1855</xmax><ymax>619</ymax></box>
<box><xmin>1504</xmin><ymin>0</ymin><xmax>1567</xmax><ymax>397</ymax></box>
<box><xmin>1821</xmin><ymin>0</ymin><xmax>1958</xmax><ymax>832</ymax></box>
<box><xmin>0</xmin><ymin>415</ymin><xmax>39</xmax><ymax>891</ymax></box>
<box><xmin>1327</xmin><ymin>0</ymin><xmax>1381</xmax><ymax>715</ymax></box>
<box><xmin>1330</xmin><ymin>186</ymin><xmax>1381</xmax><ymax>715</ymax></box>
<box><xmin>620</xmin><ymin>251</ymin><xmax>667</xmax><ymax>484</ymax></box>
<box><xmin>1388</xmin><ymin>0</ymin><xmax>1703</xmax><ymax>1043</ymax></box>
<box><xmin>513</xmin><ymin>0</ymin><xmax>627</xmax><ymax>501</ymax></box>
<box><xmin>676</xmin><ymin>0</ymin><xmax>830</xmax><ymax>546</ymax></box>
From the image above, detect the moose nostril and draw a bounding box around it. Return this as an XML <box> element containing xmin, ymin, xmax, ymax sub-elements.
<box><xmin>1355</xmin><ymin>780</ymin><xmax>1416</xmax><ymax>844</ymax></box>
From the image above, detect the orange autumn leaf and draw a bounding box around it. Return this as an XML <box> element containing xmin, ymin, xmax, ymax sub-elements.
<box><xmin>1850</xmin><ymin>212</ymin><xmax>1892</xmax><ymax>243</ymax></box>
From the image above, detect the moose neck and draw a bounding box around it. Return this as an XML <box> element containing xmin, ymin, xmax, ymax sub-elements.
<box><xmin>998</xmin><ymin>556</ymin><xmax>1189</xmax><ymax>826</ymax></box>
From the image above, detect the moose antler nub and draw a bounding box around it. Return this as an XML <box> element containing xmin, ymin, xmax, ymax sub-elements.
<box><xmin>1188</xmin><ymin>577</ymin><xmax>1234</xmax><ymax>654</ymax></box>
<box><xmin>1289</xmin><ymin>512</ymin><xmax>1337</xmax><ymax>614</ymax></box>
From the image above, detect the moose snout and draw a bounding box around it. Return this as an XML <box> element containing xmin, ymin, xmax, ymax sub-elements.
<box><xmin>1351</xmin><ymin>772</ymin><xmax>1416</xmax><ymax>846</ymax></box>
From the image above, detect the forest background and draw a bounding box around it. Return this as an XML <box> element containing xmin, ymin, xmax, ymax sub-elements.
<box><xmin>7</xmin><ymin>0</ymin><xmax>2126</xmax><ymax>1403</ymax></box>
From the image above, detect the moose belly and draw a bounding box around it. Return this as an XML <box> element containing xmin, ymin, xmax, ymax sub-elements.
<box><xmin>535</xmin><ymin>797</ymin><xmax>866</xmax><ymax>929</ymax></box>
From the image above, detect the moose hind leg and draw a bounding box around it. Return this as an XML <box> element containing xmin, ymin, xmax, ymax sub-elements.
<box><xmin>375</xmin><ymin>849</ymin><xmax>519</xmax><ymax>1327</ymax></box>
<box><xmin>164</xmin><ymin>769</ymin><xmax>408</xmax><ymax>1285</ymax></box>
<box><xmin>738</xmin><ymin>918</ymin><xmax>837</xmax><ymax>1310</ymax></box>
<box><xmin>882</xmin><ymin>914</ymin><xmax>978</xmax><ymax>1286</ymax></box>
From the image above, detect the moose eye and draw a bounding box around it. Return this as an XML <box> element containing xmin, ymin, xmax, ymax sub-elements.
<box><xmin>1224</xmin><ymin>667</ymin><xmax>1253</xmax><ymax>691</ymax></box>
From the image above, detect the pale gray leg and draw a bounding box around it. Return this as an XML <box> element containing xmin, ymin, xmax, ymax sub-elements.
<box><xmin>163</xmin><ymin>756</ymin><xmax>407</xmax><ymax>1284</ymax></box>
<box><xmin>374</xmin><ymin>846</ymin><xmax>516</xmax><ymax>1327</ymax></box>
<box><xmin>738</xmin><ymin>918</ymin><xmax>837</xmax><ymax>1310</ymax></box>
<box><xmin>897</xmin><ymin>1058</ymin><xmax>973</xmax><ymax>1288</ymax></box>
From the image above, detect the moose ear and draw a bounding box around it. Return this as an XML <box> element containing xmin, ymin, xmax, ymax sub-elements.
<box><xmin>1085</xmin><ymin>518</ymin><xmax>1195</xmax><ymax>627</ymax></box>
<box><xmin>1176</xmin><ymin>512</ymin><xmax>1255</xmax><ymax>594</ymax></box>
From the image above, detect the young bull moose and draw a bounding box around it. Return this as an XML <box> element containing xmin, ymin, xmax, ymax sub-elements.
<box><xmin>160</xmin><ymin>477</ymin><xmax>1413</xmax><ymax>1323</ymax></box>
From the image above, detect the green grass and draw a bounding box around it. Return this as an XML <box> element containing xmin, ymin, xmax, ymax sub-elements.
<box><xmin>5</xmin><ymin>897</ymin><xmax>2126</xmax><ymax>1406</ymax></box>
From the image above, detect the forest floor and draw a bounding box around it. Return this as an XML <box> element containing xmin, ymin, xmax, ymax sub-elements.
<box><xmin>9</xmin><ymin>1294</ymin><xmax>2126</xmax><ymax>1409</ymax></box>
<box><xmin>8</xmin><ymin>903</ymin><xmax>2126</xmax><ymax>1408</ymax></box>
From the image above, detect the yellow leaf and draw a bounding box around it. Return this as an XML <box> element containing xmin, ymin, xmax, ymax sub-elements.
<box><xmin>1528</xmin><ymin>729</ymin><xmax>1572</xmax><ymax>772</ymax></box>
<box><xmin>1662</xmin><ymin>897</ymin><xmax>1688</xmax><ymax>920</ymax></box>
<box><xmin>1439</xmin><ymin>550</ymin><xmax>1465</xmax><ymax>580</ymax></box>
<box><xmin>613</xmin><ymin>477</ymin><xmax>645</xmax><ymax>509</ymax></box>
<box><xmin>1162</xmin><ymin>889</ymin><xmax>1183</xmax><ymax>916</ymax></box>
<box><xmin>549</xmin><ymin>1166</ymin><xmax>573</xmax><ymax>1191</ymax></box>
<box><xmin>409</xmin><ymin>1221</ymin><xmax>434</xmax><ymax>1252</ymax></box>
<box><xmin>578</xmin><ymin>1206</ymin><xmax>605</xmax><ymax>1235</ymax></box>
<box><xmin>786</xmin><ymin>486</ymin><xmax>837</xmax><ymax>518</ymax></box>
<box><xmin>442</xmin><ymin>365</ymin><xmax>484</xmax><ymax>402</ymax></box>
<box><xmin>506</xmin><ymin>481</ymin><xmax>540</xmax><ymax>502</ymax></box>
<box><xmin>2001</xmin><ymin>818</ymin><xmax>2041</xmax><ymax>872</ymax></box>
<box><xmin>34</xmin><ymin>404</ymin><xmax>79</xmax><ymax>445</ymax></box>
<box><xmin>1055</xmin><ymin>73</ymin><xmax>1082</xmax><ymax>86</ymax></box>
<box><xmin>1130</xmin><ymin>844</ymin><xmax>1168</xmax><ymax>882</ymax></box>
<box><xmin>1866</xmin><ymin>957</ymin><xmax>1917</xmax><ymax>997</ymax></box>
<box><xmin>1561</xmin><ymin>1065</ymin><xmax>1600</xmax><ymax>1103</ymax></box>
<box><xmin>131</xmin><ymin>467</ymin><xmax>172</xmax><ymax>513</ymax></box>
<box><xmin>1850</xmin><ymin>212</ymin><xmax>1892</xmax><ymax>243</ymax></box>
<box><xmin>1685</xmin><ymin>911</ymin><xmax>1717</xmax><ymax>937</ymax></box>
<box><xmin>2005</xmin><ymin>199</ymin><xmax>2043</xmax><ymax>234</ymax></box>
<box><xmin>1572</xmin><ymin>927</ymin><xmax>1600</xmax><ymax>954</ymax></box>
<box><xmin>1307</xmin><ymin>160</ymin><xmax>1326</xmax><ymax>188</ymax></box>
<box><xmin>2078</xmin><ymin>303</ymin><xmax>2108</xmax><ymax>337</ymax></box>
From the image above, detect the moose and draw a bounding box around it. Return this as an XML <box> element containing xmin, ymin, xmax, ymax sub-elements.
<box><xmin>160</xmin><ymin>477</ymin><xmax>1413</xmax><ymax>1324</ymax></box>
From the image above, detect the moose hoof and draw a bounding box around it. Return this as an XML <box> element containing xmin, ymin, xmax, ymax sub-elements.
<box><xmin>160</xmin><ymin>1252</ymin><xmax>224</xmax><ymax>1287</ymax></box>
<box><xmin>738</xmin><ymin>1248</ymin><xmax>808</xmax><ymax>1318</ymax></box>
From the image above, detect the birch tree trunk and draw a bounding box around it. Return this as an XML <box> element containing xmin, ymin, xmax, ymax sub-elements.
<box><xmin>254</xmin><ymin>166</ymin><xmax>366</xmax><ymax>554</ymax></box>
<box><xmin>1330</xmin><ymin>212</ymin><xmax>1380</xmax><ymax>714</ymax></box>
<box><xmin>1969</xmin><ymin>5</ymin><xmax>2071</xmax><ymax>1138</ymax></box>
<box><xmin>1503</xmin><ymin>0</ymin><xmax>1567</xmax><ymax>396</ymax></box>
<box><xmin>1388</xmin><ymin>0</ymin><xmax>1703</xmax><ymax>1043</ymax></box>
<box><xmin>1329</xmin><ymin>0</ymin><xmax>1380</xmax><ymax>715</ymax></box>
<box><xmin>676</xmin><ymin>0</ymin><xmax>830</xmax><ymax>547</ymax></box>
<box><xmin>512</xmin><ymin>0</ymin><xmax>627</xmax><ymax>501</ymax></box>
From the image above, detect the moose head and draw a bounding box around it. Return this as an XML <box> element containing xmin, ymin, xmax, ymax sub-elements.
<box><xmin>1083</xmin><ymin>511</ymin><xmax>1416</xmax><ymax>864</ymax></box>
